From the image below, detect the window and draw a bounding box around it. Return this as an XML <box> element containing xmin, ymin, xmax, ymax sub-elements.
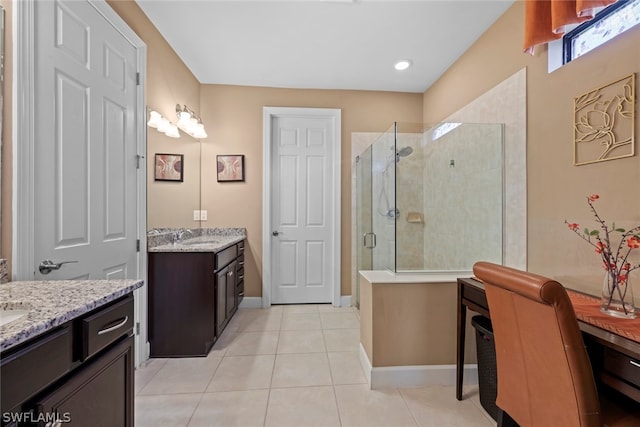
<box><xmin>563</xmin><ymin>0</ymin><xmax>640</xmax><ymax>64</ymax></box>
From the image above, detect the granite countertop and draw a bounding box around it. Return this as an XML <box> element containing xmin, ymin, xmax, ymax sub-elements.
<box><xmin>0</xmin><ymin>279</ymin><xmax>143</xmax><ymax>353</ymax></box>
<box><xmin>148</xmin><ymin>227</ymin><xmax>246</xmax><ymax>253</ymax></box>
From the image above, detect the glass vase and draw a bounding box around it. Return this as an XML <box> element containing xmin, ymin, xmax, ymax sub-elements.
<box><xmin>600</xmin><ymin>269</ymin><xmax>636</xmax><ymax>319</ymax></box>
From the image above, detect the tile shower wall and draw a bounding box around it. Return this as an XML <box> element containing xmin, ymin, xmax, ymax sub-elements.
<box><xmin>421</xmin><ymin>124</ymin><xmax>503</xmax><ymax>270</ymax></box>
<box><xmin>395</xmin><ymin>134</ymin><xmax>426</xmax><ymax>270</ymax></box>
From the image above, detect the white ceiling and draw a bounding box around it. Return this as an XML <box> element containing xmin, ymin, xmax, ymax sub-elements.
<box><xmin>134</xmin><ymin>0</ymin><xmax>515</xmax><ymax>93</ymax></box>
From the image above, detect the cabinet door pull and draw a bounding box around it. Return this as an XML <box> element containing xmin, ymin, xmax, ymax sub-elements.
<box><xmin>631</xmin><ymin>360</ymin><xmax>640</xmax><ymax>368</ymax></box>
<box><xmin>97</xmin><ymin>316</ymin><xmax>129</xmax><ymax>335</ymax></box>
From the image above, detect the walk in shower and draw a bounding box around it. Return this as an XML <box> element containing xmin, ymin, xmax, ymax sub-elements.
<box><xmin>355</xmin><ymin>122</ymin><xmax>504</xmax><ymax>306</ymax></box>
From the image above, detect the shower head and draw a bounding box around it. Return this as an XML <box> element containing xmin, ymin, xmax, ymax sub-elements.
<box><xmin>397</xmin><ymin>146</ymin><xmax>413</xmax><ymax>157</ymax></box>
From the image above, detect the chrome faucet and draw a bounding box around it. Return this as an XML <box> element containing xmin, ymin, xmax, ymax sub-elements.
<box><xmin>174</xmin><ymin>229</ymin><xmax>194</xmax><ymax>244</ymax></box>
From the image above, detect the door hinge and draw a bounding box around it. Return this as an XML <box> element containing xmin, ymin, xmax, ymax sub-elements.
<box><xmin>136</xmin><ymin>322</ymin><xmax>140</xmax><ymax>335</ymax></box>
<box><xmin>136</xmin><ymin>239</ymin><xmax>140</xmax><ymax>252</ymax></box>
<box><xmin>136</xmin><ymin>154</ymin><xmax>144</xmax><ymax>169</ymax></box>
<box><xmin>136</xmin><ymin>72</ymin><xmax>140</xmax><ymax>86</ymax></box>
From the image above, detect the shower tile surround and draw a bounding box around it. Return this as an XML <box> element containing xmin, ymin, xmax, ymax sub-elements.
<box><xmin>351</xmin><ymin>68</ymin><xmax>527</xmax><ymax>276</ymax></box>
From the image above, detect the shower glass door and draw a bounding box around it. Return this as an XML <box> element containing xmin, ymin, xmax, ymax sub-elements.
<box><xmin>354</xmin><ymin>125</ymin><xmax>397</xmax><ymax>308</ymax></box>
<box><xmin>355</xmin><ymin>146</ymin><xmax>372</xmax><ymax>309</ymax></box>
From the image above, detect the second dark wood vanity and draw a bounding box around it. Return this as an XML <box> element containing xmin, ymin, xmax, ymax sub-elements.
<box><xmin>148</xmin><ymin>238</ymin><xmax>245</xmax><ymax>357</ymax></box>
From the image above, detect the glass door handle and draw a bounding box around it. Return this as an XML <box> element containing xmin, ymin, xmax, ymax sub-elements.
<box><xmin>363</xmin><ymin>232</ymin><xmax>376</xmax><ymax>249</ymax></box>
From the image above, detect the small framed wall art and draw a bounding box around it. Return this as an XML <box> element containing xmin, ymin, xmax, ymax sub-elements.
<box><xmin>154</xmin><ymin>153</ymin><xmax>183</xmax><ymax>182</ymax></box>
<box><xmin>217</xmin><ymin>154</ymin><xmax>245</xmax><ymax>182</ymax></box>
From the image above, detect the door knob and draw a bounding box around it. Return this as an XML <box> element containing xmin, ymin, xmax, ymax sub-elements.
<box><xmin>272</xmin><ymin>231</ymin><xmax>280</xmax><ymax>236</ymax></box>
<box><xmin>39</xmin><ymin>260</ymin><xmax>78</xmax><ymax>275</ymax></box>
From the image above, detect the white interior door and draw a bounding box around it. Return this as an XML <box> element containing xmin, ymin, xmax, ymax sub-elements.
<box><xmin>269</xmin><ymin>113</ymin><xmax>339</xmax><ymax>304</ymax></box>
<box><xmin>32</xmin><ymin>0</ymin><xmax>140</xmax><ymax>281</ymax></box>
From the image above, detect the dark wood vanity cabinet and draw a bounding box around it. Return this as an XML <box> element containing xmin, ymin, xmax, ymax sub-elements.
<box><xmin>0</xmin><ymin>295</ymin><xmax>134</xmax><ymax>427</ymax></box>
<box><xmin>148</xmin><ymin>252</ymin><xmax>215</xmax><ymax>357</ymax></box>
<box><xmin>148</xmin><ymin>240</ymin><xmax>245</xmax><ymax>358</ymax></box>
<box><xmin>35</xmin><ymin>335</ymin><xmax>134</xmax><ymax>427</ymax></box>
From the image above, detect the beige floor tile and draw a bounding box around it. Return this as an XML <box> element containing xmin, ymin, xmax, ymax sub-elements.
<box><xmin>277</xmin><ymin>330</ymin><xmax>326</xmax><ymax>354</ymax></box>
<box><xmin>320</xmin><ymin>312</ymin><xmax>360</xmax><ymax>329</ymax></box>
<box><xmin>323</xmin><ymin>328</ymin><xmax>360</xmax><ymax>352</ymax></box>
<box><xmin>187</xmin><ymin>390</ymin><xmax>269</xmax><ymax>427</ymax></box>
<box><xmin>208</xmin><ymin>330</ymin><xmax>238</xmax><ymax>357</ymax></box>
<box><xmin>281</xmin><ymin>312</ymin><xmax>322</xmax><ymax>330</ymax></box>
<box><xmin>230</xmin><ymin>309</ymin><xmax>283</xmax><ymax>332</ymax></box>
<box><xmin>400</xmin><ymin>386</ymin><xmax>496</xmax><ymax>427</ymax></box>
<box><xmin>135</xmin><ymin>393</ymin><xmax>201</xmax><ymax>427</ymax></box>
<box><xmin>335</xmin><ymin>384</ymin><xmax>418</xmax><ymax>427</ymax></box>
<box><xmin>328</xmin><ymin>352</ymin><xmax>367</xmax><ymax>385</ymax></box>
<box><xmin>271</xmin><ymin>353</ymin><xmax>333</xmax><ymax>388</ymax></box>
<box><xmin>225</xmin><ymin>331</ymin><xmax>280</xmax><ymax>356</ymax></box>
<box><xmin>241</xmin><ymin>311</ymin><xmax>283</xmax><ymax>332</ymax></box>
<box><xmin>138</xmin><ymin>355</ymin><xmax>222</xmax><ymax>395</ymax></box>
<box><xmin>135</xmin><ymin>358</ymin><xmax>168</xmax><ymax>395</ymax></box>
<box><xmin>318</xmin><ymin>305</ymin><xmax>355</xmax><ymax>313</ymax></box>
<box><xmin>282</xmin><ymin>304</ymin><xmax>321</xmax><ymax>313</ymax></box>
<box><xmin>207</xmin><ymin>355</ymin><xmax>275</xmax><ymax>392</ymax></box>
<box><xmin>265</xmin><ymin>386</ymin><xmax>341</xmax><ymax>427</ymax></box>
<box><xmin>464</xmin><ymin>386</ymin><xmax>497</xmax><ymax>424</ymax></box>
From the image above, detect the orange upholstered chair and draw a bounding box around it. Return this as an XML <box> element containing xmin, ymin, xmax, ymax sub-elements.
<box><xmin>472</xmin><ymin>262</ymin><xmax>602</xmax><ymax>427</ymax></box>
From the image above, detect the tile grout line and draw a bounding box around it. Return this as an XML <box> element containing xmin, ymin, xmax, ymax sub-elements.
<box><xmin>184</xmin><ymin>392</ymin><xmax>207</xmax><ymax>427</ymax></box>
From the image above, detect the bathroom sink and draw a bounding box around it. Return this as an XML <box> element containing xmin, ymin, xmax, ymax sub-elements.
<box><xmin>180</xmin><ymin>239</ymin><xmax>220</xmax><ymax>247</ymax></box>
<box><xmin>0</xmin><ymin>303</ymin><xmax>32</xmax><ymax>327</ymax></box>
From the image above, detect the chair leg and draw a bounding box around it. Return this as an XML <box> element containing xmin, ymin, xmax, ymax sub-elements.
<box><xmin>497</xmin><ymin>409</ymin><xmax>519</xmax><ymax>427</ymax></box>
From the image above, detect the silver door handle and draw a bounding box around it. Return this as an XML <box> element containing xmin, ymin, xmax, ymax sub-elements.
<box><xmin>272</xmin><ymin>231</ymin><xmax>280</xmax><ymax>236</ymax></box>
<box><xmin>39</xmin><ymin>260</ymin><xmax>78</xmax><ymax>274</ymax></box>
<box><xmin>363</xmin><ymin>232</ymin><xmax>376</xmax><ymax>249</ymax></box>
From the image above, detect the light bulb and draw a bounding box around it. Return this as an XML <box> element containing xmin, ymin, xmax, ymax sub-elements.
<box><xmin>165</xmin><ymin>124</ymin><xmax>180</xmax><ymax>138</ymax></box>
<box><xmin>147</xmin><ymin>110</ymin><xmax>162</xmax><ymax>128</ymax></box>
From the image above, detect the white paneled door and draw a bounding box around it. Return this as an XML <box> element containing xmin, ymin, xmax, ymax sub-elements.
<box><xmin>269</xmin><ymin>112</ymin><xmax>340</xmax><ymax>304</ymax></box>
<box><xmin>32</xmin><ymin>0</ymin><xmax>140</xmax><ymax>281</ymax></box>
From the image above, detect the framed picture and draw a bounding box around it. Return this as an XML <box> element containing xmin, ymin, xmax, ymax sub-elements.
<box><xmin>154</xmin><ymin>153</ymin><xmax>183</xmax><ymax>182</ymax></box>
<box><xmin>217</xmin><ymin>154</ymin><xmax>245</xmax><ymax>182</ymax></box>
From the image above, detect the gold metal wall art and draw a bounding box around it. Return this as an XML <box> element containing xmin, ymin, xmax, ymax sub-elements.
<box><xmin>574</xmin><ymin>74</ymin><xmax>635</xmax><ymax>166</ymax></box>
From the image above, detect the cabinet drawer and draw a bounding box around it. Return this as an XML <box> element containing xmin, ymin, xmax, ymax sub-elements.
<box><xmin>603</xmin><ymin>347</ymin><xmax>640</xmax><ymax>388</ymax></box>
<box><xmin>0</xmin><ymin>325</ymin><xmax>72</xmax><ymax>412</ymax></box>
<box><xmin>215</xmin><ymin>244</ymin><xmax>238</xmax><ymax>270</ymax></box>
<box><xmin>82</xmin><ymin>296</ymin><xmax>134</xmax><ymax>360</ymax></box>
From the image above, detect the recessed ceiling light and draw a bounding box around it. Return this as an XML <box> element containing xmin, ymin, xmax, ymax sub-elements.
<box><xmin>394</xmin><ymin>60</ymin><xmax>412</xmax><ymax>71</ymax></box>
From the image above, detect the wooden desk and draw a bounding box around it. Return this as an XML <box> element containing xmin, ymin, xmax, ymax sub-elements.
<box><xmin>456</xmin><ymin>277</ymin><xmax>640</xmax><ymax>402</ymax></box>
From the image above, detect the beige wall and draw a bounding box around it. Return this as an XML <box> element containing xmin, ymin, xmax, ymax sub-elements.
<box><xmin>199</xmin><ymin>85</ymin><xmax>423</xmax><ymax>298</ymax></box>
<box><xmin>107</xmin><ymin>0</ymin><xmax>203</xmax><ymax>230</ymax></box>
<box><xmin>360</xmin><ymin>278</ymin><xmax>464</xmax><ymax>367</ymax></box>
<box><xmin>111</xmin><ymin>2</ymin><xmax>424</xmax><ymax>298</ymax></box>
<box><xmin>423</xmin><ymin>1</ymin><xmax>640</xmax><ymax>297</ymax></box>
<box><xmin>1</xmin><ymin>0</ymin><xmax>12</xmax><ymax>275</ymax></box>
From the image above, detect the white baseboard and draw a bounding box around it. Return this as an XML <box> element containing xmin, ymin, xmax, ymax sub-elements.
<box><xmin>240</xmin><ymin>296</ymin><xmax>351</xmax><ymax>308</ymax></box>
<box><xmin>359</xmin><ymin>343</ymin><xmax>372</xmax><ymax>385</ymax></box>
<box><xmin>340</xmin><ymin>295</ymin><xmax>352</xmax><ymax>307</ymax></box>
<box><xmin>359</xmin><ymin>343</ymin><xmax>478</xmax><ymax>389</ymax></box>
<box><xmin>239</xmin><ymin>297</ymin><xmax>262</xmax><ymax>308</ymax></box>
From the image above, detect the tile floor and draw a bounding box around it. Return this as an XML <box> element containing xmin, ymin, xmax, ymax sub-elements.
<box><xmin>135</xmin><ymin>304</ymin><xmax>496</xmax><ymax>427</ymax></box>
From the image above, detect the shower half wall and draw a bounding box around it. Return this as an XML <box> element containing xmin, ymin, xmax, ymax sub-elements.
<box><xmin>354</xmin><ymin>122</ymin><xmax>503</xmax><ymax>304</ymax></box>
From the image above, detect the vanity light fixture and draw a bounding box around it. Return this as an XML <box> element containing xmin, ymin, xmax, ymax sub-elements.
<box><xmin>147</xmin><ymin>110</ymin><xmax>180</xmax><ymax>139</ymax></box>
<box><xmin>394</xmin><ymin>60</ymin><xmax>412</xmax><ymax>71</ymax></box>
<box><xmin>176</xmin><ymin>104</ymin><xmax>208</xmax><ymax>139</ymax></box>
